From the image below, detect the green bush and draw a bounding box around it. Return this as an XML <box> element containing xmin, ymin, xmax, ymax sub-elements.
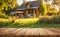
<box><xmin>51</xmin><ymin>15</ymin><xmax>60</xmax><ymax>24</ymax></box>
<box><xmin>47</xmin><ymin>12</ymin><xmax>54</xmax><ymax>16</ymax></box>
<box><xmin>38</xmin><ymin>15</ymin><xmax>60</xmax><ymax>24</ymax></box>
<box><xmin>0</xmin><ymin>22</ymin><xmax>12</xmax><ymax>28</ymax></box>
<box><xmin>47</xmin><ymin>11</ymin><xmax>59</xmax><ymax>16</ymax></box>
<box><xmin>38</xmin><ymin>17</ymin><xmax>51</xmax><ymax>24</ymax></box>
<box><xmin>39</xmin><ymin>4</ymin><xmax>47</xmax><ymax>15</ymax></box>
<box><xmin>57</xmin><ymin>11</ymin><xmax>60</xmax><ymax>15</ymax></box>
<box><xmin>0</xmin><ymin>12</ymin><xmax>8</xmax><ymax>18</ymax></box>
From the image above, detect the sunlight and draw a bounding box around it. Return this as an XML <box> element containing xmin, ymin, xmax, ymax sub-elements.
<box><xmin>17</xmin><ymin>0</ymin><xmax>37</xmax><ymax>5</ymax></box>
<box><xmin>15</xmin><ymin>18</ymin><xmax>39</xmax><ymax>24</ymax></box>
<box><xmin>26</xmin><ymin>0</ymin><xmax>37</xmax><ymax>2</ymax></box>
<box><xmin>17</xmin><ymin>0</ymin><xmax>23</xmax><ymax>5</ymax></box>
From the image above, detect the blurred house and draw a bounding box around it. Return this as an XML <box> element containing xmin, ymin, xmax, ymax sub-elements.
<box><xmin>11</xmin><ymin>0</ymin><xmax>60</xmax><ymax>18</ymax></box>
<box><xmin>11</xmin><ymin>0</ymin><xmax>40</xmax><ymax>18</ymax></box>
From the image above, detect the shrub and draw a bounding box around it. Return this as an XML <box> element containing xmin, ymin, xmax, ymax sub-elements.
<box><xmin>38</xmin><ymin>17</ymin><xmax>52</xmax><ymax>24</ymax></box>
<box><xmin>38</xmin><ymin>15</ymin><xmax>60</xmax><ymax>24</ymax></box>
<box><xmin>51</xmin><ymin>15</ymin><xmax>60</xmax><ymax>24</ymax></box>
<box><xmin>0</xmin><ymin>12</ymin><xmax>8</xmax><ymax>18</ymax></box>
<box><xmin>0</xmin><ymin>22</ymin><xmax>12</xmax><ymax>28</ymax></box>
<box><xmin>47</xmin><ymin>12</ymin><xmax>54</xmax><ymax>16</ymax></box>
<box><xmin>39</xmin><ymin>4</ymin><xmax>47</xmax><ymax>15</ymax></box>
<box><xmin>57</xmin><ymin>11</ymin><xmax>60</xmax><ymax>15</ymax></box>
<box><xmin>0</xmin><ymin>18</ymin><xmax>39</xmax><ymax>27</ymax></box>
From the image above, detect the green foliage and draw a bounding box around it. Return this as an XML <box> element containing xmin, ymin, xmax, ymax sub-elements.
<box><xmin>0</xmin><ymin>0</ymin><xmax>19</xmax><ymax>14</ymax></box>
<box><xmin>38</xmin><ymin>17</ymin><xmax>51</xmax><ymax>24</ymax></box>
<box><xmin>57</xmin><ymin>11</ymin><xmax>60</xmax><ymax>15</ymax></box>
<box><xmin>38</xmin><ymin>15</ymin><xmax>60</xmax><ymax>24</ymax></box>
<box><xmin>47</xmin><ymin>12</ymin><xmax>53</xmax><ymax>16</ymax></box>
<box><xmin>0</xmin><ymin>11</ymin><xmax>8</xmax><ymax>18</ymax></box>
<box><xmin>0</xmin><ymin>14</ymin><xmax>8</xmax><ymax>18</ymax></box>
<box><xmin>0</xmin><ymin>18</ymin><xmax>60</xmax><ymax>28</ymax></box>
<box><xmin>47</xmin><ymin>12</ymin><xmax>57</xmax><ymax>16</ymax></box>
<box><xmin>40</xmin><ymin>3</ymin><xmax>47</xmax><ymax>15</ymax></box>
<box><xmin>51</xmin><ymin>15</ymin><xmax>60</xmax><ymax>24</ymax></box>
<box><xmin>0</xmin><ymin>20</ymin><xmax>60</xmax><ymax>28</ymax></box>
<box><xmin>53</xmin><ymin>0</ymin><xmax>60</xmax><ymax>6</ymax></box>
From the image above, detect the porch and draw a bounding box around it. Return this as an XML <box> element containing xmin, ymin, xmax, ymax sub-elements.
<box><xmin>14</xmin><ymin>8</ymin><xmax>40</xmax><ymax>18</ymax></box>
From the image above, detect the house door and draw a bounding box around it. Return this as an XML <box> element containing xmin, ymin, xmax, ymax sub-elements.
<box><xmin>33</xmin><ymin>9</ymin><xmax>36</xmax><ymax>17</ymax></box>
<box><xmin>27</xmin><ymin>10</ymin><xmax>31</xmax><ymax>17</ymax></box>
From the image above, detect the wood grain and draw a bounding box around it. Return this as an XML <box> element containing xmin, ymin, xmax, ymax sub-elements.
<box><xmin>0</xmin><ymin>28</ymin><xmax>60</xmax><ymax>37</ymax></box>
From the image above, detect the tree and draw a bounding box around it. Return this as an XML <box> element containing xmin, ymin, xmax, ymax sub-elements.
<box><xmin>53</xmin><ymin>0</ymin><xmax>60</xmax><ymax>6</ymax></box>
<box><xmin>39</xmin><ymin>3</ymin><xmax>47</xmax><ymax>15</ymax></box>
<box><xmin>0</xmin><ymin>0</ymin><xmax>19</xmax><ymax>14</ymax></box>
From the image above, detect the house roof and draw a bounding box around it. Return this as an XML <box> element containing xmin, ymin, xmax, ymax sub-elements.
<box><xmin>17</xmin><ymin>4</ymin><xmax>26</xmax><ymax>10</ymax></box>
<box><xmin>28</xmin><ymin>1</ymin><xmax>40</xmax><ymax>8</ymax></box>
<box><xmin>17</xmin><ymin>1</ymin><xmax>40</xmax><ymax>10</ymax></box>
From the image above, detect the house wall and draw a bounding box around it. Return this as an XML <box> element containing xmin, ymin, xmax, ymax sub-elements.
<box><xmin>11</xmin><ymin>8</ymin><xmax>40</xmax><ymax>18</ymax></box>
<box><xmin>23</xmin><ymin>8</ymin><xmax>40</xmax><ymax>18</ymax></box>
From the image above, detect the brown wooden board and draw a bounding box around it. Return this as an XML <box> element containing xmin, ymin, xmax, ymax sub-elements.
<box><xmin>0</xmin><ymin>28</ymin><xmax>60</xmax><ymax>37</ymax></box>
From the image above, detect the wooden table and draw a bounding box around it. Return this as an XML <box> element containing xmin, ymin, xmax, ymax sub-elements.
<box><xmin>0</xmin><ymin>28</ymin><xmax>60</xmax><ymax>37</ymax></box>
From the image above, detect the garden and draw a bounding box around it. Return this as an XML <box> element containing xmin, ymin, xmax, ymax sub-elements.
<box><xmin>0</xmin><ymin>0</ymin><xmax>60</xmax><ymax>28</ymax></box>
<box><xmin>0</xmin><ymin>15</ymin><xmax>60</xmax><ymax>28</ymax></box>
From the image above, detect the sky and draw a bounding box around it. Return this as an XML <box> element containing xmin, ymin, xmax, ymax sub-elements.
<box><xmin>17</xmin><ymin>0</ymin><xmax>23</xmax><ymax>5</ymax></box>
<box><xmin>17</xmin><ymin>0</ymin><xmax>37</xmax><ymax>5</ymax></box>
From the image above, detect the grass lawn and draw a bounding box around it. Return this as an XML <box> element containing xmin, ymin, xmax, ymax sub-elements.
<box><xmin>0</xmin><ymin>18</ymin><xmax>60</xmax><ymax>28</ymax></box>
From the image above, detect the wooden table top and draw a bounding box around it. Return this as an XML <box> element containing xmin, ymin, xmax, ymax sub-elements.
<box><xmin>0</xmin><ymin>28</ymin><xmax>60</xmax><ymax>37</ymax></box>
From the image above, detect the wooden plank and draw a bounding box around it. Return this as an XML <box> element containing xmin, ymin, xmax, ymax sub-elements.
<box><xmin>6</xmin><ymin>28</ymin><xmax>23</xmax><ymax>35</ymax></box>
<box><xmin>16</xmin><ymin>28</ymin><xmax>29</xmax><ymax>35</ymax></box>
<box><xmin>0</xmin><ymin>28</ymin><xmax>17</xmax><ymax>37</ymax></box>
<box><xmin>0</xmin><ymin>28</ymin><xmax>60</xmax><ymax>37</ymax></box>
<box><xmin>38</xmin><ymin>28</ymin><xmax>48</xmax><ymax>37</ymax></box>
<box><xmin>46</xmin><ymin>28</ymin><xmax>60</xmax><ymax>35</ymax></box>
<box><xmin>0</xmin><ymin>28</ymin><xmax>17</xmax><ymax>35</ymax></box>
<box><xmin>42</xmin><ymin>28</ymin><xmax>57</xmax><ymax>37</ymax></box>
<box><xmin>25</xmin><ymin>28</ymin><xmax>40</xmax><ymax>37</ymax></box>
<box><xmin>43</xmin><ymin>28</ymin><xmax>57</xmax><ymax>35</ymax></box>
<box><xmin>8</xmin><ymin>28</ymin><xmax>24</xmax><ymax>37</ymax></box>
